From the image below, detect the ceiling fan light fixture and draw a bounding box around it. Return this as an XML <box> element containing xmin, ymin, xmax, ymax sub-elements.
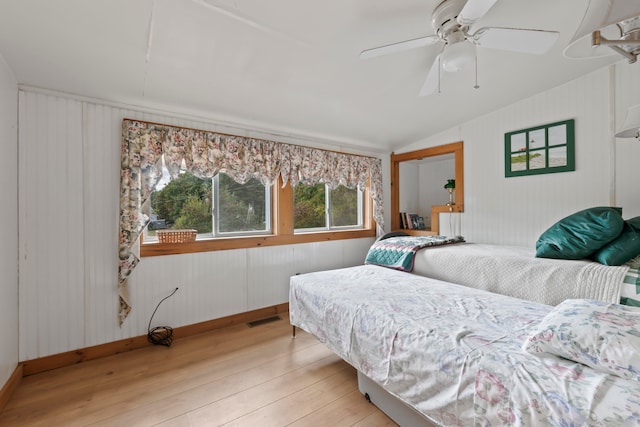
<box><xmin>564</xmin><ymin>0</ymin><xmax>640</xmax><ymax>61</ymax></box>
<box><xmin>441</xmin><ymin>40</ymin><xmax>476</xmax><ymax>72</ymax></box>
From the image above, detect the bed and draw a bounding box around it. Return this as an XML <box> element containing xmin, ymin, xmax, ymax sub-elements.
<box><xmin>289</xmin><ymin>237</ymin><xmax>640</xmax><ymax>426</ymax></box>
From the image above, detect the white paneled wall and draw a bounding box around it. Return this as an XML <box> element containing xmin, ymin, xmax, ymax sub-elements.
<box><xmin>399</xmin><ymin>62</ymin><xmax>640</xmax><ymax>248</ymax></box>
<box><xmin>0</xmin><ymin>53</ymin><xmax>18</xmax><ymax>388</ymax></box>
<box><xmin>614</xmin><ymin>61</ymin><xmax>640</xmax><ymax>218</ymax></box>
<box><xmin>18</xmin><ymin>92</ymin><xmax>86</xmax><ymax>360</ymax></box>
<box><xmin>18</xmin><ymin>91</ymin><xmax>377</xmax><ymax>359</ymax></box>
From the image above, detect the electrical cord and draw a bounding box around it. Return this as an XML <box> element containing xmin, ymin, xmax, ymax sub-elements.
<box><xmin>147</xmin><ymin>287</ymin><xmax>179</xmax><ymax>347</ymax></box>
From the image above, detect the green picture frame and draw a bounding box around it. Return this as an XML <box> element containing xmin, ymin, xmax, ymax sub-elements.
<box><xmin>504</xmin><ymin>119</ymin><xmax>575</xmax><ymax>177</ymax></box>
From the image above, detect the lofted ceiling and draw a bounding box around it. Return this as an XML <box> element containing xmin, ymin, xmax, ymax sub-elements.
<box><xmin>0</xmin><ymin>0</ymin><xmax>622</xmax><ymax>152</ymax></box>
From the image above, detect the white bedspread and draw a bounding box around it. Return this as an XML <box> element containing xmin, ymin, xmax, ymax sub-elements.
<box><xmin>412</xmin><ymin>243</ymin><xmax>629</xmax><ymax>306</ymax></box>
<box><xmin>289</xmin><ymin>265</ymin><xmax>640</xmax><ymax>426</ymax></box>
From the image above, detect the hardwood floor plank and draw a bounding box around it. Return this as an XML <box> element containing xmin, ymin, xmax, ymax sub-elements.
<box><xmin>92</xmin><ymin>351</ymin><xmax>344</xmax><ymax>426</ymax></box>
<box><xmin>220</xmin><ymin>365</ymin><xmax>357</xmax><ymax>427</ymax></box>
<box><xmin>0</xmin><ymin>315</ymin><xmax>399</xmax><ymax>427</ymax></box>
<box><xmin>353</xmin><ymin>411</ymin><xmax>400</xmax><ymax>427</ymax></box>
<box><xmin>287</xmin><ymin>388</ymin><xmax>382</xmax><ymax>427</ymax></box>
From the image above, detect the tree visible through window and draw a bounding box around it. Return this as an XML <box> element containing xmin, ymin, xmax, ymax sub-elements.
<box><xmin>293</xmin><ymin>183</ymin><xmax>325</xmax><ymax>229</ymax></box>
<box><xmin>294</xmin><ymin>183</ymin><xmax>362</xmax><ymax>231</ymax></box>
<box><xmin>215</xmin><ymin>173</ymin><xmax>268</xmax><ymax>233</ymax></box>
<box><xmin>150</xmin><ymin>172</ymin><xmax>212</xmax><ymax>233</ymax></box>
<box><xmin>148</xmin><ymin>170</ymin><xmax>270</xmax><ymax>237</ymax></box>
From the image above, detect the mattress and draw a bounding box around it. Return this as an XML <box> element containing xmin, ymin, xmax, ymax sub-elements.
<box><xmin>289</xmin><ymin>265</ymin><xmax>640</xmax><ymax>426</ymax></box>
<box><xmin>411</xmin><ymin>243</ymin><xmax>629</xmax><ymax>306</ymax></box>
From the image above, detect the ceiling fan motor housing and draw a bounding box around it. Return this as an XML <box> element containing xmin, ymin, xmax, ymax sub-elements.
<box><xmin>620</xmin><ymin>17</ymin><xmax>640</xmax><ymax>58</ymax></box>
<box><xmin>432</xmin><ymin>0</ymin><xmax>467</xmax><ymax>39</ymax></box>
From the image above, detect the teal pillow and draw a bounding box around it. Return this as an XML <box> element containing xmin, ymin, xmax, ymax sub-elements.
<box><xmin>593</xmin><ymin>217</ymin><xmax>640</xmax><ymax>266</ymax></box>
<box><xmin>535</xmin><ymin>207</ymin><xmax>624</xmax><ymax>260</ymax></box>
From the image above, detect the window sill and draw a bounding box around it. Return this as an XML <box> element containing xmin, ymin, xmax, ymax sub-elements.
<box><xmin>140</xmin><ymin>228</ymin><xmax>376</xmax><ymax>257</ymax></box>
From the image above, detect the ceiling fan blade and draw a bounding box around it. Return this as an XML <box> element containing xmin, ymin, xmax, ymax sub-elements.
<box><xmin>360</xmin><ymin>36</ymin><xmax>440</xmax><ymax>60</ymax></box>
<box><xmin>457</xmin><ymin>0</ymin><xmax>499</xmax><ymax>26</ymax></box>
<box><xmin>419</xmin><ymin>54</ymin><xmax>441</xmax><ymax>97</ymax></box>
<box><xmin>472</xmin><ymin>27</ymin><xmax>559</xmax><ymax>54</ymax></box>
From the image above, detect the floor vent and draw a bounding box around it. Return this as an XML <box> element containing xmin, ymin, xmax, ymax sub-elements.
<box><xmin>247</xmin><ymin>315</ymin><xmax>281</xmax><ymax>328</ymax></box>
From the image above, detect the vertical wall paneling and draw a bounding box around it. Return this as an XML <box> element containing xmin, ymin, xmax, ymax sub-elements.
<box><xmin>83</xmin><ymin>103</ymin><xmax>133</xmax><ymax>344</ymax></box>
<box><xmin>614</xmin><ymin>61</ymin><xmax>640</xmax><ymax>218</ymax></box>
<box><xmin>248</xmin><ymin>236</ymin><xmax>381</xmax><ymax>312</ymax></box>
<box><xmin>246</xmin><ymin>245</ymin><xmax>296</xmax><ymax>310</ymax></box>
<box><xmin>130</xmin><ymin>249</ymin><xmax>249</xmax><ymax>332</ymax></box>
<box><xmin>0</xmin><ymin>53</ymin><xmax>18</xmax><ymax>388</ymax></box>
<box><xmin>608</xmin><ymin>65</ymin><xmax>617</xmax><ymax>207</ymax></box>
<box><xmin>340</xmin><ymin>238</ymin><xmax>376</xmax><ymax>267</ymax></box>
<box><xmin>18</xmin><ymin>92</ymin><xmax>85</xmax><ymax>360</ymax></box>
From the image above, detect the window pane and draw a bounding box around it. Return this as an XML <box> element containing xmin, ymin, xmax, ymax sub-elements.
<box><xmin>217</xmin><ymin>173</ymin><xmax>268</xmax><ymax>233</ymax></box>
<box><xmin>330</xmin><ymin>185</ymin><xmax>359</xmax><ymax>227</ymax></box>
<box><xmin>294</xmin><ymin>183</ymin><xmax>326</xmax><ymax>229</ymax></box>
<box><xmin>510</xmin><ymin>132</ymin><xmax>526</xmax><ymax>152</ymax></box>
<box><xmin>528</xmin><ymin>149</ymin><xmax>546</xmax><ymax>170</ymax></box>
<box><xmin>529</xmin><ymin>129</ymin><xmax>546</xmax><ymax>150</ymax></box>
<box><xmin>549</xmin><ymin>124</ymin><xmax>567</xmax><ymax>145</ymax></box>
<box><xmin>150</xmin><ymin>171</ymin><xmax>212</xmax><ymax>234</ymax></box>
<box><xmin>510</xmin><ymin>153</ymin><xmax>526</xmax><ymax>172</ymax></box>
<box><xmin>549</xmin><ymin>146</ymin><xmax>568</xmax><ymax>167</ymax></box>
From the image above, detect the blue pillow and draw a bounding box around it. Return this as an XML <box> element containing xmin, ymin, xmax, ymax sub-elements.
<box><xmin>536</xmin><ymin>207</ymin><xmax>624</xmax><ymax>260</ymax></box>
<box><xmin>593</xmin><ymin>216</ymin><xmax>640</xmax><ymax>266</ymax></box>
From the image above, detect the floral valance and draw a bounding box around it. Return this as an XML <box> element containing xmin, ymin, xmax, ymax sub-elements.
<box><xmin>118</xmin><ymin>119</ymin><xmax>384</xmax><ymax>325</ymax></box>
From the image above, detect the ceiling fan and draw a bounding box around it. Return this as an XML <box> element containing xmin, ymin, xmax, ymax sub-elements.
<box><xmin>360</xmin><ymin>0</ymin><xmax>559</xmax><ymax>96</ymax></box>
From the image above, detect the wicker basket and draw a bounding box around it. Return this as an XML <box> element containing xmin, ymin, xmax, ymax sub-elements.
<box><xmin>156</xmin><ymin>229</ymin><xmax>197</xmax><ymax>244</ymax></box>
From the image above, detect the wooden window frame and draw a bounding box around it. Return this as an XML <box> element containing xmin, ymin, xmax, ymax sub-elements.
<box><xmin>140</xmin><ymin>178</ymin><xmax>376</xmax><ymax>257</ymax></box>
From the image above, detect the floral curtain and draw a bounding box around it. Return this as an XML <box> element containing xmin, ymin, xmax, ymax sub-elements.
<box><xmin>118</xmin><ymin>119</ymin><xmax>384</xmax><ymax>325</ymax></box>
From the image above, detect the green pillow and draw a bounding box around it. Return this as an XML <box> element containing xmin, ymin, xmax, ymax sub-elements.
<box><xmin>535</xmin><ymin>207</ymin><xmax>624</xmax><ymax>260</ymax></box>
<box><xmin>593</xmin><ymin>217</ymin><xmax>640</xmax><ymax>266</ymax></box>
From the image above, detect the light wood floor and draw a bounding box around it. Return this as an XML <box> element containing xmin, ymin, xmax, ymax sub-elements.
<box><xmin>0</xmin><ymin>315</ymin><xmax>398</xmax><ymax>426</ymax></box>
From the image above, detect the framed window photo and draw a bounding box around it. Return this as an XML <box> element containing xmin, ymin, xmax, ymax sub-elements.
<box><xmin>504</xmin><ymin>119</ymin><xmax>575</xmax><ymax>177</ymax></box>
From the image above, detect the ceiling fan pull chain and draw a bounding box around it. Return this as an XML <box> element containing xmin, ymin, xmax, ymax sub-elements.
<box><xmin>473</xmin><ymin>54</ymin><xmax>479</xmax><ymax>90</ymax></box>
<box><xmin>438</xmin><ymin>55</ymin><xmax>442</xmax><ymax>94</ymax></box>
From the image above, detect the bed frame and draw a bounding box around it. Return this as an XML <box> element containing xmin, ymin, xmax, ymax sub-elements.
<box><xmin>357</xmin><ymin>371</ymin><xmax>438</xmax><ymax>427</ymax></box>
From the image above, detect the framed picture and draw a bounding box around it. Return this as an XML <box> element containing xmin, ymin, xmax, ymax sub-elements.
<box><xmin>504</xmin><ymin>119</ymin><xmax>575</xmax><ymax>177</ymax></box>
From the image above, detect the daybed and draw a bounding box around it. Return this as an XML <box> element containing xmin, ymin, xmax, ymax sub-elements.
<box><xmin>289</xmin><ymin>234</ymin><xmax>640</xmax><ymax>426</ymax></box>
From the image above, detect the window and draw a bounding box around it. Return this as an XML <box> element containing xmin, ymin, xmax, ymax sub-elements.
<box><xmin>145</xmin><ymin>166</ymin><xmax>271</xmax><ymax>242</ymax></box>
<box><xmin>214</xmin><ymin>173</ymin><xmax>270</xmax><ymax>235</ymax></box>
<box><xmin>143</xmin><ymin>164</ymin><xmax>367</xmax><ymax>246</ymax></box>
<box><xmin>293</xmin><ymin>183</ymin><xmax>363</xmax><ymax>232</ymax></box>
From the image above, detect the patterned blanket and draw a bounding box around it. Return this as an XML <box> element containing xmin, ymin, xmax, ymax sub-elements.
<box><xmin>364</xmin><ymin>235</ymin><xmax>464</xmax><ymax>272</ymax></box>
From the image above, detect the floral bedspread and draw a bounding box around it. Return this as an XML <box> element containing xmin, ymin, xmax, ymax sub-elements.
<box><xmin>289</xmin><ymin>265</ymin><xmax>640</xmax><ymax>426</ymax></box>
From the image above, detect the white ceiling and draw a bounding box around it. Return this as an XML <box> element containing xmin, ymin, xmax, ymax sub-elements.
<box><xmin>0</xmin><ymin>0</ymin><xmax>621</xmax><ymax>152</ymax></box>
